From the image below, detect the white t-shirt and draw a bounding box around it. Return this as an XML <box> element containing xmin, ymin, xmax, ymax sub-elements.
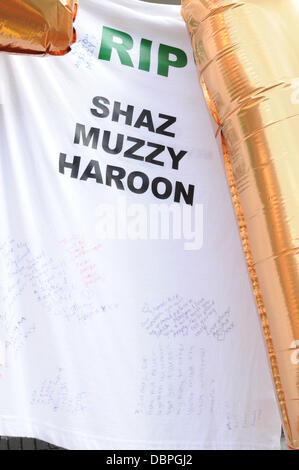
<box><xmin>0</xmin><ymin>0</ymin><xmax>281</xmax><ymax>450</ymax></box>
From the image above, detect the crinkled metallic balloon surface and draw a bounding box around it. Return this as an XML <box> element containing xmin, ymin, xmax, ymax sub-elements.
<box><xmin>0</xmin><ymin>0</ymin><xmax>77</xmax><ymax>55</ymax></box>
<box><xmin>182</xmin><ymin>0</ymin><xmax>299</xmax><ymax>450</ymax></box>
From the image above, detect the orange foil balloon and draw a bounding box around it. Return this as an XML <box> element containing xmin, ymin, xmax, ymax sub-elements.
<box><xmin>182</xmin><ymin>0</ymin><xmax>299</xmax><ymax>450</ymax></box>
<box><xmin>0</xmin><ymin>0</ymin><xmax>78</xmax><ymax>56</ymax></box>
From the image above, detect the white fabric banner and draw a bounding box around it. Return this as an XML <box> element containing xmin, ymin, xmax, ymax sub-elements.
<box><xmin>0</xmin><ymin>0</ymin><xmax>281</xmax><ymax>450</ymax></box>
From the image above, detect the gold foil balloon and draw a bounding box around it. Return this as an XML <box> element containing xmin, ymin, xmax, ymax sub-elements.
<box><xmin>0</xmin><ymin>0</ymin><xmax>78</xmax><ymax>56</ymax></box>
<box><xmin>182</xmin><ymin>0</ymin><xmax>299</xmax><ymax>450</ymax></box>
